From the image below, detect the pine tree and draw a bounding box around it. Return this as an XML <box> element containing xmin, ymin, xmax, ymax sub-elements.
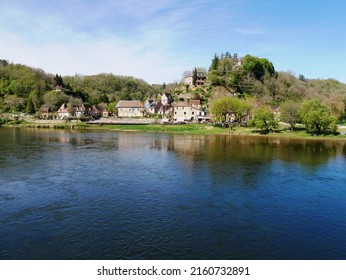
<box><xmin>26</xmin><ymin>98</ymin><xmax>36</xmax><ymax>114</ymax></box>
<box><xmin>210</xmin><ymin>54</ymin><xmax>219</xmax><ymax>71</ymax></box>
<box><xmin>192</xmin><ymin>68</ymin><xmax>198</xmax><ymax>86</ymax></box>
<box><xmin>54</xmin><ymin>74</ymin><xmax>64</xmax><ymax>87</ymax></box>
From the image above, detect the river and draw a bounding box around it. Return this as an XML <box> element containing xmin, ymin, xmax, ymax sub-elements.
<box><xmin>1</xmin><ymin>128</ymin><xmax>346</xmax><ymax>259</ymax></box>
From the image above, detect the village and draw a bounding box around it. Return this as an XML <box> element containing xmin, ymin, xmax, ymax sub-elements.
<box><xmin>41</xmin><ymin>71</ymin><xmax>212</xmax><ymax>124</ymax></box>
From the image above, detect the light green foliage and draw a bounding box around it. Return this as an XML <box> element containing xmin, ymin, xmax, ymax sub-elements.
<box><xmin>26</xmin><ymin>98</ymin><xmax>35</xmax><ymax>113</ymax></box>
<box><xmin>229</xmin><ymin>97</ymin><xmax>253</xmax><ymax>125</ymax></box>
<box><xmin>210</xmin><ymin>96</ymin><xmax>253</xmax><ymax>124</ymax></box>
<box><xmin>251</xmin><ymin>106</ymin><xmax>278</xmax><ymax>132</ymax></box>
<box><xmin>0</xmin><ymin>61</ymin><xmax>161</xmax><ymax>113</ymax></box>
<box><xmin>3</xmin><ymin>94</ymin><xmax>25</xmax><ymax>112</ymax></box>
<box><xmin>210</xmin><ymin>97</ymin><xmax>233</xmax><ymax>123</ymax></box>
<box><xmin>43</xmin><ymin>90</ymin><xmax>69</xmax><ymax>111</ymax></box>
<box><xmin>106</xmin><ymin>102</ymin><xmax>116</xmax><ymax>114</ymax></box>
<box><xmin>299</xmin><ymin>99</ymin><xmax>336</xmax><ymax>134</ymax></box>
<box><xmin>280</xmin><ymin>100</ymin><xmax>301</xmax><ymax>130</ymax></box>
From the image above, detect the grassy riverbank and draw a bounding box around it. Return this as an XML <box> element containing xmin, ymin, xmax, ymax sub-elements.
<box><xmin>2</xmin><ymin>120</ymin><xmax>346</xmax><ymax>139</ymax></box>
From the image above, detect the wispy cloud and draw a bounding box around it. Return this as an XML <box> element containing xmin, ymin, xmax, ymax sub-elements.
<box><xmin>231</xmin><ymin>27</ymin><xmax>265</xmax><ymax>35</ymax></box>
<box><xmin>2</xmin><ymin>0</ymin><xmax>346</xmax><ymax>83</ymax></box>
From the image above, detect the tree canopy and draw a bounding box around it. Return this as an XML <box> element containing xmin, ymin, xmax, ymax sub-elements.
<box><xmin>0</xmin><ymin>61</ymin><xmax>160</xmax><ymax>113</ymax></box>
<box><xmin>299</xmin><ymin>99</ymin><xmax>336</xmax><ymax>134</ymax></box>
<box><xmin>251</xmin><ymin>106</ymin><xmax>278</xmax><ymax>132</ymax></box>
<box><xmin>209</xmin><ymin>96</ymin><xmax>253</xmax><ymax>124</ymax></box>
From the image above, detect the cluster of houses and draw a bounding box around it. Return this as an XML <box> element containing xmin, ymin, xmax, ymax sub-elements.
<box><xmin>54</xmin><ymin>103</ymin><xmax>110</xmax><ymax>119</ymax></box>
<box><xmin>141</xmin><ymin>93</ymin><xmax>207</xmax><ymax>122</ymax></box>
<box><xmin>40</xmin><ymin>71</ymin><xmax>211</xmax><ymax>122</ymax></box>
<box><xmin>43</xmin><ymin>92</ymin><xmax>207</xmax><ymax>122</ymax></box>
<box><xmin>109</xmin><ymin>92</ymin><xmax>207</xmax><ymax>122</ymax></box>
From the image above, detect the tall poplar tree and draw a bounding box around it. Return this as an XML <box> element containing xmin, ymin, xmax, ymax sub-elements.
<box><xmin>192</xmin><ymin>68</ymin><xmax>198</xmax><ymax>86</ymax></box>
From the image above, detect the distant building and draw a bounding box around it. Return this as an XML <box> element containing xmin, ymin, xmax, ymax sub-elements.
<box><xmin>144</xmin><ymin>99</ymin><xmax>157</xmax><ymax>114</ymax></box>
<box><xmin>74</xmin><ymin>104</ymin><xmax>86</xmax><ymax>118</ymax></box>
<box><xmin>183</xmin><ymin>71</ymin><xmax>206</xmax><ymax>87</ymax></box>
<box><xmin>161</xmin><ymin>93</ymin><xmax>174</xmax><ymax>106</ymax></box>
<box><xmin>40</xmin><ymin>105</ymin><xmax>51</xmax><ymax>119</ymax></box>
<box><xmin>57</xmin><ymin>103</ymin><xmax>70</xmax><ymax>119</ymax></box>
<box><xmin>53</xmin><ymin>85</ymin><xmax>64</xmax><ymax>92</ymax></box>
<box><xmin>116</xmin><ymin>100</ymin><xmax>144</xmax><ymax>117</ymax></box>
<box><xmin>173</xmin><ymin>101</ymin><xmax>205</xmax><ymax>122</ymax></box>
<box><xmin>154</xmin><ymin>101</ymin><xmax>173</xmax><ymax>116</ymax></box>
<box><xmin>102</xmin><ymin>108</ymin><xmax>110</xmax><ymax>117</ymax></box>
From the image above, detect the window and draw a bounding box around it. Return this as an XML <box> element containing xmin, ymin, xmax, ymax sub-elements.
<box><xmin>184</xmin><ymin>112</ymin><xmax>186</xmax><ymax>115</ymax></box>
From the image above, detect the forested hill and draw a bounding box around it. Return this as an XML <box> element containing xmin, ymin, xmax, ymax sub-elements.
<box><xmin>1</xmin><ymin>57</ymin><xmax>346</xmax><ymax>119</ymax></box>
<box><xmin>0</xmin><ymin>59</ymin><xmax>160</xmax><ymax>113</ymax></box>
<box><xmin>205</xmin><ymin>53</ymin><xmax>346</xmax><ymax>120</ymax></box>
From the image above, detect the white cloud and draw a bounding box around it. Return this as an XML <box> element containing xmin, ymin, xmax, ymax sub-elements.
<box><xmin>0</xmin><ymin>0</ymin><xmax>200</xmax><ymax>83</ymax></box>
<box><xmin>0</xmin><ymin>25</ymin><xmax>191</xmax><ymax>84</ymax></box>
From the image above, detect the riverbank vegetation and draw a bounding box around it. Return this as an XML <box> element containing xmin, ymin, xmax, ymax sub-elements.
<box><xmin>1</xmin><ymin>54</ymin><xmax>346</xmax><ymax>138</ymax></box>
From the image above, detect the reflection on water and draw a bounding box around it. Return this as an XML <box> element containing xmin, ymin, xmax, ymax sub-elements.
<box><xmin>1</xmin><ymin>128</ymin><xmax>346</xmax><ymax>260</ymax></box>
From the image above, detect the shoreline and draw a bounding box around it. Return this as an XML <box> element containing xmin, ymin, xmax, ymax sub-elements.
<box><xmin>2</xmin><ymin>121</ymin><xmax>346</xmax><ymax>141</ymax></box>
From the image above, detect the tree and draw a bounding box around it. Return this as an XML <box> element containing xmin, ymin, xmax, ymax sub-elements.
<box><xmin>209</xmin><ymin>97</ymin><xmax>233</xmax><ymax>123</ymax></box>
<box><xmin>298</xmin><ymin>74</ymin><xmax>306</xmax><ymax>82</ymax></box>
<box><xmin>242</xmin><ymin>55</ymin><xmax>276</xmax><ymax>81</ymax></box>
<box><xmin>251</xmin><ymin>106</ymin><xmax>278</xmax><ymax>132</ymax></box>
<box><xmin>26</xmin><ymin>98</ymin><xmax>36</xmax><ymax>113</ymax></box>
<box><xmin>4</xmin><ymin>94</ymin><xmax>25</xmax><ymax>112</ymax></box>
<box><xmin>192</xmin><ymin>68</ymin><xmax>198</xmax><ymax>86</ymax></box>
<box><xmin>43</xmin><ymin>90</ymin><xmax>69</xmax><ymax>111</ymax></box>
<box><xmin>99</xmin><ymin>93</ymin><xmax>109</xmax><ymax>104</ymax></box>
<box><xmin>280</xmin><ymin>100</ymin><xmax>301</xmax><ymax>130</ymax></box>
<box><xmin>209</xmin><ymin>54</ymin><xmax>219</xmax><ymax>71</ymax></box>
<box><xmin>229</xmin><ymin>97</ymin><xmax>253</xmax><ymax>125</ymax></box>
<box><xmin>208</xmin><ymin>52</ymin><xmax>243</xmax><ymax>93</ymax></box>
<box><xmin>299</xmin><ymin>99</ymin><xmax>335</xmax><ymax>134</ymax></box>
<box><xmin>54</xmin><ymin>74</ymin><xmax>64</xmax><ymax>87</ymax></box>
<box><xmin>242</xmin><ymin>55</ymin><xmax>265</xmax><ymax>80</ymax></box>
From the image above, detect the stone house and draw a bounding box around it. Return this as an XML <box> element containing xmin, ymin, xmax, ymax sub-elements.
<box><xmin>183</xmin><ymin>71</ymin><xmax>206</xmax><ymax>87</ymax></box>
<box><xmin>116</xmin><ymin>100</ymin><xmax>144</xmax><ymax>117</ymax></box>
<box><xmin>173</xmin><ymin>101</ymin><xmax>205</xmax><ymax>121</ymax></box>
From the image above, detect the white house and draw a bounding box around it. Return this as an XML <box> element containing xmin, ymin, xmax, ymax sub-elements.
<box><xmin>116</xmin><ymin>100</ymin><xmax>144</xmax><ymax>117</ymax></box>
<box><xmin>173</xmin><ymin>101</ymin><xmax>204</xmax><ymax>121</ymax></box>
<box><xmin>57</xmin><ymin>103</ymin><xmax>70</xmax><ymax>119</ymax></box>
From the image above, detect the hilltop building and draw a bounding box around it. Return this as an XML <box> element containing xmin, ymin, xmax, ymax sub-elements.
<box><xmin>183</xmin><ymin>70</ymin><xmax>206</xmax><ymax>87</ymax></box>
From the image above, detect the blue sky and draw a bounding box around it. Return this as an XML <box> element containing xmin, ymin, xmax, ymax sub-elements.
<box><xmin>1</xmin><ymin>0</ymin><xmax>346</xmax><ymax>84</ymax></box>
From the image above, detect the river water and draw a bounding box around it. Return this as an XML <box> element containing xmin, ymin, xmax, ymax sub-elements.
<box><xmin>1</xmin><ymin>128</ymin><xmax>346</xmax><ymax>259</ymax></box>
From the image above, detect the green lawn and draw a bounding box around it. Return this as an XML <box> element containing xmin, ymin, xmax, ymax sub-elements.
<box><xmin>5</xmin><ymin>121</ymin><xmax>346</xmax><ymax>139</ymax></box>
<box><xmin>88</xmin><ymin>123</ymin><xmax>346</xmax><ymax>139</ymax></box>
<box><xmin>87</xmin><ymin>123</ymin><xmax>231</xmax><ymax>134</ymax></box>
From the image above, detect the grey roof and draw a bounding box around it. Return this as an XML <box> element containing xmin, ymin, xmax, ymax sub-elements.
<box><xmin>116</xmin><ymin>100</ymin><xmax>144</xmax><ymax>108</ymax></box>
